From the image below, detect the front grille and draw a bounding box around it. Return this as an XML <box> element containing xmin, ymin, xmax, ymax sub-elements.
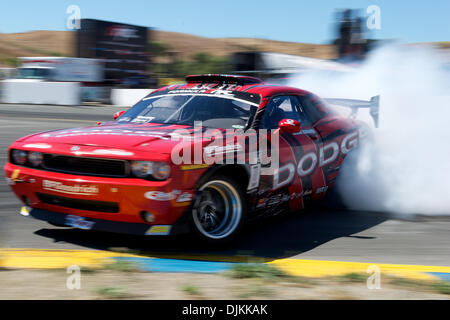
<box><xmin>43</xmin><ymin>154</ymin><xmax>128</xmax><ymax>177</ymax></box>
<box><xmin>36</xmin><ymin>192</ymin><xmax>119</xmax><ymax>213</ymax></box>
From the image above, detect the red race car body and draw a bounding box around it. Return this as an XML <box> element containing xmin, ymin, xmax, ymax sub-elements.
<box><xmin>4</xmin><ymin>74</ymin><xmax>376</xmax><ymax>242</ymax></box>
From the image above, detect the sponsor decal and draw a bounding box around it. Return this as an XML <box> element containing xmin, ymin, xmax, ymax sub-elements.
<box><xmin>273</xmin><ymin>132</ymin><xmax>359</xmax><ymax>190</ymax></box>
<box><xmin>170</xmin><ymin>122</ymin><xmax>279</xmax><ymax>174</ymax></box>
<box><xmin>131</xmin><ymin>116</ymin><xmax>155</xmax><ymax>123</ymax></box>
<box><xmin>266</xmin><ymin>193</ymin><xmax>290</xmax><ymax>207</ymax></box>
<box><xmin>145</xmin><ymin>190</ymin><xmax>181</xmax><ymax>201</ymax></box>
<box><xmin>319</xmin><ymin>142</ymin><xmax>339</xmax><ymax>167</ymax></box>
<box><xmin>247</xmin><ymin>164</ymin><xmax>261</xmax><ymax>190</ymax></box>
<box><xmin>41</xmin><ymin>129</ymin><xmax>170</xmax><ymax>140</ymax></box>
<box><xmin>176</xmin><ymin>192</ymin><xmax>193</xmax><ymax>203</ymax></box>
<box><xmin>42</xmin><ymin>180</ymin><xmax>99</xmax><ymax>196</ymax></box>
<box><xmin>68</xmin><ymin>146</ymin><xmax>133</xmax><ymax>157</ymax></box>
<box><xmin>145</xmin><ymin>190</ymin><xmax>194</xmax><ymax>204</ymax></box>
<box><xmin>297</xmin><ymin>189</ymin><xmax>312</xmax><ymax>197</ymax></box>
<box><xmin>8</xmin><ymin>169</ymin><xmax>23</xmax><ymax>184</ymax></box>
<box><xmin>267</xmin><ymin>195</ymin><xmax>282</xmax><ymax>206</ymax></box>
<box><xmin>162</xmin><ymin>85</ymin><xmax>237</xmax><ymax>97</ymax></box>
<box><xmin>316</xmin><ymin>186</ymin><xmax>329</xmax><ymax>194</ymax></box>
<box><xmin>256</xmin><ymin>198</ymin><xmax>266</xmax><ymax>208</ymax></box>
<box><xmin>65</xmin><ymin>215</ymin><xmax>95</xmax><ymax>230</ymax></box>
<box><xmin>145</xmin><ymin>225</ymin><xmax>172</xmax><ymax>235</ymax></box>
<box><xmin>297</xmin><ymin>152</ymin><xmax>318</xmax><ymax>177</ymax></box>
<box><xmin>273</xmin><ymin>163</ymin><xmax>296</xmax><ymax>190</ymax></box>
<box><xmin>257</xmin><ymin>189</ymin><xmax>313</xmax><ymax>209</ymax></box>
<box><xmin>92</xmin><ymin>149</ymin><xmax>134</xmax><ymax>156</ymax></box>
<box><xmin>341</xmin><ymin>131</ymin><xmax>358</xmax><ymax>154</ymax></box>
<box><xmin>146</xmin><ymin>88</ymin><xmax>260</xmax><ymax>107</ymax></box>
<box><xmin>22</xmin><ymin>143</ymin><xmax>52</xmax><ymax>149</ymax></box>
<box><xmin>203</xmin><ymin>144</ymin><xmax>243</xmax><ymax>156</ymax></box>
<box><xmin>11</xmin><ymin>169</ymin><xmax>20</xmax><ymax>180</ymax></box>
<box><xmin>282</xmin><ymin>119</ymin><xmax>297</xmax><ymax>126</ymax></box>
<box><xmin>180</xmin><ymin>164</ymin><xmax>210</xmax><ymax>171</ymax></box>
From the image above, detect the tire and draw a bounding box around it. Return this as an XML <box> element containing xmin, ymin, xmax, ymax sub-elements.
<box><xmin>189</xmin><ymin>175</ymin><xmax>247</xmax><ymax>244</ymax></box>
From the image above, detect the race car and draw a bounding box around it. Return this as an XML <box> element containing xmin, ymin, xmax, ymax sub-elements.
<box><xmin>4</xmin><ymin>74</ymin><xmax>378</xmax><ymax>243</ymax></box>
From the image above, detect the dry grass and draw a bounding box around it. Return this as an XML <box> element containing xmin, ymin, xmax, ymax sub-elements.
<box><xmin>0</xmin><ymin>29</ymin><xmax>336</xmax><ymax>67</ymax></box>
<box><xmin>0</xmin><ymin>268</ymin><xmax>449</xmax><ymax>299</ymax></box>
<box><xmin>0</xmin><ymin>29</ymin><xmax>447</xmax><ymax>68</ymax></box>
<box><xmin>153</xmin><ymin>30</ymin><xmax>337</xmax><ymax>60</ymax></box>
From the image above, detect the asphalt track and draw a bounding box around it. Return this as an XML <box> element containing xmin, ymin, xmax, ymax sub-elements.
<box><xmin>0</xmin><ymin>104</ymin><xmax>449</xmax><ymax>272</ymax></box>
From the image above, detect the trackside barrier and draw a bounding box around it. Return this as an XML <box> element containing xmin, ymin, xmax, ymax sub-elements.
<box><xmin>1</xmin><ymin>81</ymin><xmax>81</xmax><ymax>106</ymax></box>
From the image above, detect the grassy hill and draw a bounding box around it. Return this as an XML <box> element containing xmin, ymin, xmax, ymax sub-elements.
<box><xmin>0</xmin><ymin>31</ymin><xmax>73</xmax><ymax>66</ymax></box>
<box><xmin>0</xmin><ymin>29</ymin><xmax>337</xmax><ymax>67</ymax></box>
<box><xmin>0</xmin><ymin>29</ymin><xmax>447</xmax><ymax>68</ymax></box>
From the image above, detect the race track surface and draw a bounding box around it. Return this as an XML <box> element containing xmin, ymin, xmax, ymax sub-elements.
<box><xmin>0</xmin><ymin>104</ymin><xmax>449</xmax><ymax>267</ymax></box>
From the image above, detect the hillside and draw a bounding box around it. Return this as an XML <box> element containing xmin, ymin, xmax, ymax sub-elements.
<box><xmin>0</xmin><ymin>31</ymin><xmax>73</xmax><ymax>66</ymax></box>
<box><xmin>0</xmin><ymin>29</ymin><xmax>448</xmax><ymax>68</ymax></box>
<box><xmin>0</xmin><ymin>29</ymin><xmax>336</xmax><ymax>67</ymax></box>
<box><xmin>152</xmin><ymin>30</ymin><xmax>336</xmax><ymax>60</ymax></box>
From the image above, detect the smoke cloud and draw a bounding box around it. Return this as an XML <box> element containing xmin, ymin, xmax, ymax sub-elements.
<box><xmin>288</xmin><ymin>44</ymin><xmax>450</xmax><ymax>215</ymax></box>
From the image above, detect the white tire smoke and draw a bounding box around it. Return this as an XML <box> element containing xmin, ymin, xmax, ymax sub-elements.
<box><xmin>289</xmin><ymin>44</ymin><xmax>450</xmax><ymax>215</ymax></box>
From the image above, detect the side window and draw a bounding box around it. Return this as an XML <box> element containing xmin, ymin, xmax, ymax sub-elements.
<box><xmin>291</xmin><ymin>96</ymin><xmax>312</xmax><ymax>127</ymax></box>
<box><xmin>261</xmin><ymin>96</ymin><xmax>301</xmax><ymax>129</ymax></box>
<box><xmin>297</xmin><ymin>95</ymin><xmax>327</xmax><ymax>124</ymax></box>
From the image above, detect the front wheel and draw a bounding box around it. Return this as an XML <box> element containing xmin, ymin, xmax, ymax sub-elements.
<box><xmin>190</xmin><ymin>175</ymin><xmax>246</xmax><ymax>244</ymax></box>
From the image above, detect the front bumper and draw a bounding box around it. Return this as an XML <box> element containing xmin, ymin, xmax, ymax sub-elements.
<box><xmin>4</xmin><ymin>162</ymin><xmax>195</xmax><ymax>228</ymax></box>
<box><xmin>21</xmin><ymin>206</ymin><xmax>182</xmax><ymax>236</ymax></box>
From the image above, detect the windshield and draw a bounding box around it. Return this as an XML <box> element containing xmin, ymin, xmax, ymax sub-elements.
<box><xmin>16</xmin><ymin>68</ymin><xmax>51</xmax><ymax>79</ymax></box>
<box><xmin>117</xmin><ymin>93</ymin><xmax>260</xmax><ymax>129</ymax></box>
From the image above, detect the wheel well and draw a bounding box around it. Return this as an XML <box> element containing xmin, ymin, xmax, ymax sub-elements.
<box><xmin>196</xmin><ymin>165</ymin><xmax>249</xmax><ymax>191</ymax></box>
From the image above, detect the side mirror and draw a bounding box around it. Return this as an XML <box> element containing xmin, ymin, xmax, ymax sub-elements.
<box><xmin>278</xmin><ymin>118</ymin><xmax>301</xmax><ymax>133</ymax></box>
<box><xmin>113</xmin><ymin>110</ymin><xmax>126</xmax><ymax>120</ymax></box>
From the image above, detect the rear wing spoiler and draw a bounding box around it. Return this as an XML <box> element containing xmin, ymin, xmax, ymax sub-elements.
<box><xmin>324</xmin><ymin>95</ymin><xmax>380</xmax><ymax>128</ymax></box>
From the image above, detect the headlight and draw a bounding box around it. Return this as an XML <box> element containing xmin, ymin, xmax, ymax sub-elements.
<box><xmin>151</xmin><ymin>162</ymin><xmax>171</xmax><ymax>180</ymax></box>
<box><xmin>130</xmin><ymin>161</ymin><xmax>153</xmax><ymax>178</ymax></box>
<box><xmin>130</xmin><ymin>161</ymin><xmax>170</xmax><ymax>180</ymax></box>
<box><xmin>28</xmin><ymin>152</ymin><xmax>43</xmax><ymax>167</ymax></box>
<box><xmin>11</xmin><ymin>150</ymin><xmax>27</xmax><ymax>165</ymax></box>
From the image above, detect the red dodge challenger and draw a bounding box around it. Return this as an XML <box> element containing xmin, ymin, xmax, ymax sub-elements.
<box><xmin>4</xmin><ymin>74</ymin><xmax>378</xmax><ymax>243</ymax></box>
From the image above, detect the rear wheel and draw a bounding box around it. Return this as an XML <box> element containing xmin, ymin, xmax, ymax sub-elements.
<box><xmin>190</xmin><ymin>175</ymin><xmax>246</xmax><ymax>244</ymax></box>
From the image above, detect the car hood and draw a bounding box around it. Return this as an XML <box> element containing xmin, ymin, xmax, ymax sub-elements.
<box><xmin>19</xmin><ymin>123</ymin><xmax>198</xmax><ymax>154</ymax></box>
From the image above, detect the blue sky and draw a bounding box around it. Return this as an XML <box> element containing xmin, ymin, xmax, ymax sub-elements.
<box><xmin>0</xmin><ymin>0</ymin><xmax>448</xmax><ymax>44</ymax></box>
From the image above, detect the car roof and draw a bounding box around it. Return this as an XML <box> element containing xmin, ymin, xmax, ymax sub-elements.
<box><xmin>152</xmin><ymin>74</ymin><xmax>312</xmax><ymax>100</ymax></box>
<box><xmin>240</xmin><ymin>84</ymin><xmax>311</xmax><ymax>98</ymax></box>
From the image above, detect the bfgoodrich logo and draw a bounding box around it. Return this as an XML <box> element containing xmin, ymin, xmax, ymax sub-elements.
<box><xmin>42</xmin><ymin>180</ymin><xmax>99</xmax><ymax>196</ymax></box>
